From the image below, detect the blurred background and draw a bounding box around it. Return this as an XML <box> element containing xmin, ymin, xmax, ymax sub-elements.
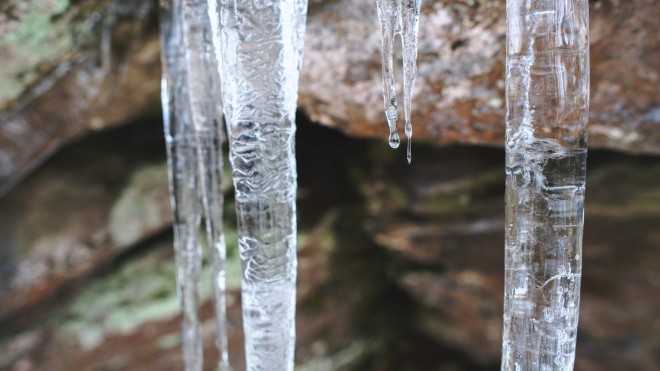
<box><xmin>0</xmin><ymin>0</ymin><xmax>658</xmax><ymax>370</ymax></box>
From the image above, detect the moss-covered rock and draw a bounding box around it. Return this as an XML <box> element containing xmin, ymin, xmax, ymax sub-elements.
<box><xmin>0</xmin><ymin>0</ymin><xmax>76</xmax><ymax>106</ymax></box>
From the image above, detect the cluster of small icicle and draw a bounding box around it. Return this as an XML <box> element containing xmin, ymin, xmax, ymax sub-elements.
<box><xmin>375</xmin><ymin>0</ymin><xmax>422</xmax><ymax>163</ymax></box>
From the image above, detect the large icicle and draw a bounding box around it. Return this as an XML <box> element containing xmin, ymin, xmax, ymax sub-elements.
<box><xmin>160</xmin><ymin>0</ymin><xmax>230</xmax><ymax>370</ymax></box>
<box><xmin>212</xmin><ymin>0</ymin><xmax>307</xmax><ymax>369</ymax></box>
<box><xmin>502</xmin><ymin>0</ymin><xmax>589</xmax><ymax>370</ymax></box>
<box><xmin>376</xmin><ymin>0</ymin><xmax>421</xmax><ymax>162</ymax></box>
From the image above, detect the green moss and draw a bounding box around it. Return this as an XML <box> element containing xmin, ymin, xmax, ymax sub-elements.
<box><xmin>58</xmin><ymin>231</ymin><xmax>242</xmax><ymax>350</ymax></box>
<box><xmin>3</xmin><ymin>0</ymin><xmax>71</xmax><ymax>55</ymax></box>
<box><xmin>0</xmin><ymin>0</ymin><xmax>109</xmax><ymax>106</ymax></box>
<box><xmin>55</xmin><ymin>198</ymin><xmax>267</xmax><ymax>350</ymax></box>
<box><xmin>59</xmin><ymin>241</ymin><xmax>177</xmax><ymax>349</ymax></box>
<box><xmin>0</xmin><ymin>0</ymin><xmax>74</xmax><ymax>104</ymax></box>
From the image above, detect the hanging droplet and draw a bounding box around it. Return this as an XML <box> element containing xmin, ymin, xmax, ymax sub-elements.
<box><xmin>388</xmin><ymin>129</ymin><xmax>400</xmax><ymax>148</ymax></box>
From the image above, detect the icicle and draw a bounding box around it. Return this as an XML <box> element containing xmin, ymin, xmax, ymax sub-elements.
<box><xmin>180</xmin><ymin>1</ymin><xmax>232</xmax><ymax>369</ymax></box>
<box><xmin>160</xmin><ymin>1</ymin><xmax>204</xmax><ymax>367</ymax></box>
<box><xmin>400</xmin><ymin>0</ymin><xmax>421</xmax><ymax>164</ymax></box>
<box><xmin>376</xmin><ymin>0</ymin><xmax>421</xmax><ymax>162</ymax></box>
<box><xmin>502</xmin><ymin>0</ymin><xmax>589</xmax><ymax>370</ymax></box>
<box><xmin>160</xmin><ymin>0</ymin><xmax>230</xmax><ymax>370</ymax></box>
<box><xmin>376</xmin><ymin>0</ymin><xmax>400</xmax><ymax>149</ymax></box>
<box><xmin>212</xmin><ymin>0</ymin><xmax>307</xmax><ymax>369</ymax></box>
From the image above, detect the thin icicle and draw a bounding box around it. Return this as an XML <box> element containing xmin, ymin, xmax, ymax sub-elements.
<box><xmin>160</xmin><ymin>0</ymin><xmax>204</xmax><ymax>366</ymax></box>
<box><xmin>376</xmin><ymin>0</ymin><xmax>400</xmax><ymax>149</ymax></box>
<box><xmin>376</xmin><ymin>0</ymin><xmax>421</xmax><ymax>162</ymax></box>
<box><xmin>400</xmin><ymin>0</ymin><xmax>421</xmax><ymax>164</ymax></box>
<box><xmin>212</xmin><ymin>0</ymin><xmax>307</xmax><ymax>369</ymax></box>
<box><xmin>160</xmin><ymin>0</ymin><xmax>230</xmax><ymax>369</ymax></box>
<box><xmin>502</xmin><ymin>0</ymin><xmax>589</xmax><ymax>370</ymax></box>
<box><xmin>180</xmin><ymin>1</ymin><xmax>231</xmax><ymax>369</ymax></box>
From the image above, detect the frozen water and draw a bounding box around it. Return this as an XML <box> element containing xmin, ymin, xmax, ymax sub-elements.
<box><xmin>502</xmin><ymin>1</ymin><xmax>590</xmax><ymax>370</ymax></box>
<box><xmin>376</xmin><ymin>0</ymin><xmax>400</xmax><ymax>148</ymax></box>
<box><xmin>376</xmin><ymin>0</ymin><xmax>422</xmax><ymax>162</ymax></box>
<box><xmin>160</xmin><ymin>2</ymin><xmax>203</xmax><ymax>369</ymax></box>
<box><xmin>160</xmin><ymin>0</ymin><xmax>229</xmax><ymax>369</ymax></box>
<box><xmin>212</xmin><ymin>0</ymin><xmax>307</xmax><ymax>369</ymax></box>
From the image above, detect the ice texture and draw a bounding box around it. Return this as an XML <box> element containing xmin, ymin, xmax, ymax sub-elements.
<box><xmin>211</xmin><ymin>0</ymin><xmax>307</xmax><ymax>369</ymax></box>
<box><xmin>160</xmin><ymin>0</ymin><xmax>230</xmax><ymax>370</ymax></box>
<box><xmin>502</xmin><ymin>1</ymin><xmax>590</xmax><ymax>370</ymax></box>
<box><xmin>376</xmin><ymin>0</ymin><xmax>421</xmax><ymax>162</ymax></box>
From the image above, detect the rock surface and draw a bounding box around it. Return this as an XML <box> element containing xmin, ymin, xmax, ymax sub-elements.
<box><xmin>0</xmin><ymin>0</ymin><xmax>161</xmax><ymax>196</ymax></box>
<box><xmin>301</xmin><ymin>0</ymin><xmax>660</xmax><ymax>154</ymax></box>
<box><xmin>0</xmin><ymin>0</ymin><xmax>658</xmax><ymax>195</ymax></box>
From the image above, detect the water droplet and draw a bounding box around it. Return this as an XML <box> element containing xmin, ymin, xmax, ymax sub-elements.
<box><xmin>389</xmin><ymin>130</ymin><xmax>400</xmax><ymax>148</ymax></box>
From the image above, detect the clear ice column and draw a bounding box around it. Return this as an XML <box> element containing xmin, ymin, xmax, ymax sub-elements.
<box><xmin>160</xmin><ymin>0</ymin><xmax>229</xmax><ymax>369</ymax></box>
<box><xmin>213</xmin><ymin>0</ymin><xmax>307</xmax><ymax>369</ymax></box>
<box><xmin>181</xmin><ymin>1</ymin><xmax>232</xmax><ymax>369</ymax></box>
<box><xmin>161</xmin><ymin>2</ymin><xmax>203</xmax><ymax>369</ymax></box>
<box><xmin>502</xmin><ymin>1</ymin><xmax>589</xmax><ymax>370</ymax></box>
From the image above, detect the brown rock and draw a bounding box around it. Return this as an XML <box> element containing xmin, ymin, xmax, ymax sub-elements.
<box><xmin>300</xmin><ymin>0</ymin><xmax>660</xmax><ymax>153</ymax></box>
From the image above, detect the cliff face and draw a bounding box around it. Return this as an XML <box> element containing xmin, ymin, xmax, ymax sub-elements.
<box><xmin>0</xmin><ymin>1</ymin><xmax>658</xmax><ymax>370</ymax></box>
